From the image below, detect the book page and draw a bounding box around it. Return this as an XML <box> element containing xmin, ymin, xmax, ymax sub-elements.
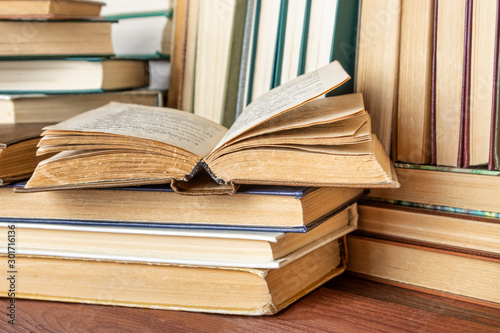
<box><xmin>213</xmin><ymin>60</ymin><xmax>350</xmax><ymax>151</ymax></box>
<box><xmin>43</xmin><ymin>102</ymin><xmax>228</xmax><ymax>157</ymax></box>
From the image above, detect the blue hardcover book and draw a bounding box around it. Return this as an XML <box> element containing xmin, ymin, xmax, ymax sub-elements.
<box><xmin>2</xmin><ymin>182</ymin><xmax>367</xmax><ymax>232</ymax></box>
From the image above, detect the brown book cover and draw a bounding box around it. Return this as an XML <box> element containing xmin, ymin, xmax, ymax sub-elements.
<box><xmin>430</xmin><ymin>0</ymin><xmax>439</xmax><ymax>165</ymax></box>
<box><xmin>490</xmin><ymin>0</ymin><xmax>500</xmax><ymax>170</ymax></box>
<box><xmin>460</xmin><ymin>0</ymin><xmax>473</xmax><ymax>168</ymax></box>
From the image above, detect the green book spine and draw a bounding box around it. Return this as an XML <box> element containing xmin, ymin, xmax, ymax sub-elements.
<box><xmin>297</xmin><ymin>0</ymin><xmax>311</xmax><ymax>76</ymax></box>
<box><xmin>326</xmin><ymin>0</ymin><xmax>359</xmax><ymax>97</ymax></box>
<box><xmin>270</xmin><ymin>0</ymin><xmax>288</xmax><ymax>89</ymax></box>
<box><xmin>221</xmin><ymin>0</ymin><xmax>248</xmax><ymax>128</ymax></box>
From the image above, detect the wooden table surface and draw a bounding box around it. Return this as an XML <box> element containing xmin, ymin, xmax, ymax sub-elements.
<box><xmin>2</xmin><ymin>273</ymin><xmax>499</xmax><ymax>332</ymax></box>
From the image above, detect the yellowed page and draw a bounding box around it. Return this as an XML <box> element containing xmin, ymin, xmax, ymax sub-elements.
<box><xmin>43</xmin><ymin>102</ymin><xmax>228</xmax><ymax>157</ymax></box>
<box><xmin>215</xmin><ymin>60</ymin><xmax>350</xmax><ymax>150</ymax></box>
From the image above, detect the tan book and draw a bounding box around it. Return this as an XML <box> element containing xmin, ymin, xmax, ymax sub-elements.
<box><xmin>355</xmin><ymin>0</ymin><xmax>401</xmax><ymax>155</ymax></box>
<box><xmin>357</xmin><ymin>202</ymin><xmax>500</xmax><ymax>256</ymax></box>
<box><xmin>21</xmin><ymin>62</ymin><xmax>399</xmax><ymax>193</ymax></box>
<box><xmin>0</xmin><ymin>0</ymin><xmax>103</xmax><ymax>18</ymax></box>
<box><xmin>397</xmin><ymin>0</ymin><xmax>434</xmax><ymax>164</ymax></box>
<box><xmin>0</xmin><ymin>59</ymin><xmax>147</xmax><ymax>93</ymax></box>
<box><xmin>0</xmin><ymin>123</ymin><xmax>54</xmax><ymax>185</ymax></box>
<box><xmin>347</xmin><ymin>235</ymin><xmax>500</xmax><ymax>306</ymax></box>
<box><xmin>435</xmin><ymin>0</ymin><xmax>466</xmax><ymax>167</ymax></box>
<box><xmin>1</xmin><ymin>184</ymin><xmax>364</xmax><ymax>228</ymax></box>
<box><xmin>468</xmin><ymin>0</ymin><xmax>497</xmax><ymax>166</ymax></box>
<box><xmin>0</xmin><ymin>20</ymin><xmax>113</xmax><ymax>57</ymax></box>
<box><xmin>0</xmin><ymin>204</ymin><xmax>357</xmax><ymax>267</ymax></box>
<box><xmin>0</xmin><ymin>237</ymin><xmax>347</xmax><ymax>315</ymax></box>
<box><xmin>369</xmin><ymin>166</ymin><xmax>500</xmax><ymax>213</ymax></box>
<box><xmin>0</xmin><ymin>90</ymin><xmax>161</xmax><ymax>124</ymax></box>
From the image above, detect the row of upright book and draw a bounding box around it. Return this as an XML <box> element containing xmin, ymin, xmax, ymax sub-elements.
<box><xmin>348</xmin><ymin>0</ymin><xmax>500</xmax><ymax>310</ymax></box>
<box><xmin>0</xmin><ymin>0</ymin><xmax>400</xmax><ymax>316</ymax></box>
<box><xmin>357</xmin><ymin>0</ymin><xmax>500</xmax><ymax>170</ymax></box>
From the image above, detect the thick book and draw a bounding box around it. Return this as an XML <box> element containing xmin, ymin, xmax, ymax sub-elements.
<box><xmin>20</xmin><ymin>62</ymin><xmax>399</xmax><ymax>193</ymax></box>
<box><xmin>0</xmin><ymin>204</ymin><xmax>357</xmax><ymax>268</ymax></box>
<box><xmin>0</xmin><ymin>90</ymin><xmax>162</xmax><ymax>124</ymax></box>
<box><xmin>396</xmin><ymin>0</ymin><xmax>433</xmax><ymax>164</ymax></box>
<box><xmin>193</xmin><ymin>0</ymin><xmax>248</xmax><ymax>127</ymax></box>
<box><xmin>0</xmin><ymin>123</ymin><xmax>53</xmax><ymax>185</ymax></box>
<box><xmin>0</xmin><ymin>59</ymin><xmax>147</xmax><ymax>93</ymax></box>
<box><xmin>347</xmin><ymin>235</ymin><xmax>500</xmax><ymax>307</ymax></box>
<box><xmin>0</xmin><ymin>0</ymin><xmax>104</xmax><ymax>19</ymax></box>
<box><xmin>434</xmin><ymin>0</ymin><xmax>467</xmax><ymax>167</ymax></box>
<box><xmin>4</xmin><ymin>182</ymin><xmax>366</xmax><ymax>230</ymax></box>
<box><xmin>355</xmin><ymin>0</ymin><xmax>401</xmax><ymax>155</ymax></box>
<box><xmin>369</xmin><ymin>163</ymin><xmax>500</xmax><ymax>215</ymax></box>
<box><xmin>0</xmin><ymin>19</ymin><xmax>113</xmax><ymax>57</ymax></box>
<box><xmin>357</xmin><ymin>201</ymin><xmax>500</xmax><ymax>258</ymax></box>
<box><xmin>0</xmin><ymin>237</ymin><xmax>347</xmax><ymax>315</ymax></box>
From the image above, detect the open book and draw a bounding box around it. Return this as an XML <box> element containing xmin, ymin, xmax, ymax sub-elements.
<box><xmin>22</xmin><ymin>61</ymin><xmax>398</xmax><ymax>194</ymax></box>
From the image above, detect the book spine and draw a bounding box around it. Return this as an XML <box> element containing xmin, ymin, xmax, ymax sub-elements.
<box><xmin>235</xmin><ymin>0</ymin><xmax>256</xmax><ymax>118</ymax></box>
<box><xmin>245</xmin><ymin>0</ymin><xmax>261</xmax><ymax>106</ymax></box>
<box><xmin>490</xmin><ymin>0</ymin><xmax>500</xmax><ymax>169</ymax></box>
<box><xmin>271</xmin><ymin>0</ymin><xmax>288</xmax><ymax>89</ymax></box>
<box><xmin>461</xmin><ymin>0</ymin><xmax>473</xmax><ymax>168</ymax></box>
<box><xmin>430</xmin><ymin>0</ymin><xmax>438</xmax><ymax>165</ymax></box>
<box><xmin>297</xmin><ymin>0</ymin><xmax>311</xmax><ymax>76</ymax></box>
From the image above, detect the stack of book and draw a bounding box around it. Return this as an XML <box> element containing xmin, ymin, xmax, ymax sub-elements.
<box><xmin>347</xmin><ymin>163</ymin><xmax>500</xmax><ymax>307</ymax></box>
<box><xmin>0</xmin><ymin>0</ymin><xmax>167</xmax><ymax>183</ymax></box>
<box><xmin>1</xmin><ymin>61</ymin><xmax>400</xmax><ymax>314</ymax></box>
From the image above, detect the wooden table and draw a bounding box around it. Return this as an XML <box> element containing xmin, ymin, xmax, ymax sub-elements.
<box><xmin>2</xmin><ymin>273</ymin><xmax>499</xmax><ymax>332</ymax></box>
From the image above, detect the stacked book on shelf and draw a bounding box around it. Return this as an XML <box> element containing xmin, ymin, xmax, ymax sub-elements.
<box><xmin>101</xmin><ymin>0</ymin><xmax>173</xmax><ymax>93</ymax></box>
<box><xmin>1</xmin><ymin>60</ymin><xmax>399</xmax><ymax>314</ymax></box>
<box><xmin>346</xmin><ymin>163</ymin><xmax>500</xmax><ymax>308</ymax></box>
<box><xmin>0</xmin><ymin>0</ymin><xmax>168</xmax><ymax>183</ymax></box>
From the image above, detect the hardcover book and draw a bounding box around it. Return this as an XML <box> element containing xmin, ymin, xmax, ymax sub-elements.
<box><xmin>0</xmin><ymin>123</ymin><xmax>54</xmax><ymax>185</ymax></box>
<box><xmin>0</xmin><ymin>19</ymin><xmax>113</xmax><ymax>57</ymax></box>
<box><xmin>0</xmin><ymin>0</ymin><xmax>104</xmax><ymax>19</ymax></box>
<box><xmin>0</xmin><ymin>204</ymin><xmax>358</xmax><ymax>268</ymax></box>
<box><xmin>0</xmin><ymin>59</ymin><xmax>147</xmax><ymax>93</ymax></box>
<box><xmin>0</xmin><ymin>237</ymin><xmax>347</xmax><ymax>315</ymax></box>
<box><xmin>20</xmin><ymin>61</ymin><xmax>399</xmax><ymax>193</ymax></box>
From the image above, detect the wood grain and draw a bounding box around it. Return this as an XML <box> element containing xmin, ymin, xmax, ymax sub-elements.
<box><xmin>1</xmin><ymin>274</ymin><xmax>499</xmax><ymax>333</ymax></box>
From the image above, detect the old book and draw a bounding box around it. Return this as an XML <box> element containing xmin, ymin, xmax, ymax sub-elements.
<box><xmin>0</xmin><ymin>204</ymin><xmax>357</xmax><ymax>267</ymax></box>
<box><xmin>193</xmin><ymin>0</ymin><xmax>247</xmax><ymax>127</ymax></box>
<box><xmin>0</xmin><ymin>90</ymin><xmax>162</xmax><ymax>124</ymax></box>
<box><xmin>0</xmin><ymin>19</ymin><xmax>113</xmax><ymax>57</ymax></box>
<box><xmin>166</xmin><ymin>0</ymin><xmax>188</xmax><ymax>109</ymax></box>
<box><xmin>369</xmin><ymin>164</ymin><xmax>500</xmax><ymax>214</ymax></box>
<box><xmin>21</xmin><ymin>62</ymin><xmax>398</xmax><ymax>193</ymax></box>
<box><xmin>435</xmin><ymin>0</ymin><xmax>467</xmax><ymax>167</ymax></box>
<box><xmin>0</xmin><ymin>237</ymin><xmax>347</xmax><ymax>315</ymax></box>
<box><xmin>0</xmin><ymin>0</ymin><xmax>103</xmax><ymax>19</ymax></box>
<box><xmin>3</xmin><ymin>183</ymin><xmax>365</xmax><ymax>229</ymax></box>
<box><xmin>347</xmin><ymin>235</ymin><xmax>500</xmax><ymax>306</ymax></box>
<box><xmin>355</xmin><ymin>0</ymin><xmax>401</xmax><ymax>155</ymax></box>
<box><xmin>467</xmin><ymin>0</ymin><xmax>497</xmax><ymax>167</ymax></box>
<box><xmin>0</xmin><ymin>59</ymin><xmax>147</xmax><ymax>93</ymax></box>
<box><xmin>357</xmin><ymin>202</ymin><xmax>500</xmax><ymax>256</ymax></box>
<box><xmin>0</xmin><ymin>123</ymin><xmax>53</xmax><ymax>185</ymax></box>
<box><xmin>397</xmin><ymin>0</ymin><xmax>434</xmax><ymax>164</ymax></box>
